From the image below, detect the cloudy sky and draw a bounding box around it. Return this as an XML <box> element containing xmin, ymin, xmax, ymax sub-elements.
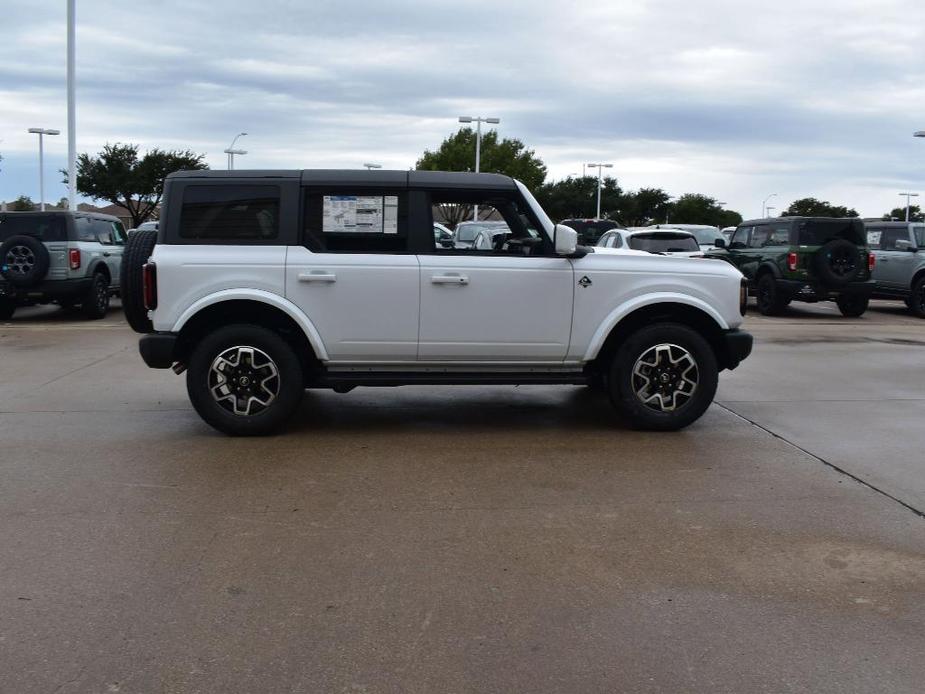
<box><xmin>1</xmin><ymin>0</ymin><xmax>924</xmax><ymax>218</ymax></box>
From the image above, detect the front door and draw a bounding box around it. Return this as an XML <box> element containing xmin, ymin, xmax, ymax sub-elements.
<box><xmin>286</xmin><ymin>188</ymin><xmax>420</xmax><ymax>363</ymax></box>
<box><xmin>416</xmin><ymin>188</ymin><xmax>573</xmax><ymax>361</ymax></box>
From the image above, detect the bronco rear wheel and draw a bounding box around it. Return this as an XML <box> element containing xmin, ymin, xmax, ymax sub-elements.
<box><xmin>609</xmin><ymin>323</ymin><xmax>718</xmax><ymax>431</ymax></box>
<box><xmin>186</xmin><ymin>324</ymin><xmax>304</xmax><ymax>436</ymax></box>
<box><xmin>910</xmin><ymin>276</ymin><xmax>925</xmax><ymax>319</ymax></box>
<box><xmin>756</xmin><ymin>274</ymin><xmax>788</xmax><ymax>316</ymax></box>
<box><xmin>835</xmin><ymin>294</ymin><xmax>869</xmax><ymax>317</ymax></box>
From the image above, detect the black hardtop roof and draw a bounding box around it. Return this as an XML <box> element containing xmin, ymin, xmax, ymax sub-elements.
<box><xmin>863</xmin><ymin>220</ymin><xmax>920</xmax><ymax>226</ymax></box>
<box><xmin>166</xmin><ymin>169</ymin><xmax>519</xmax><ymax>190</ymax></box>
<box><xmin>740</xmin><ymin>216</ymin><xmax>864</xmax><ymax>226</ymax></box>
<box><xmin>0</xmin><ymin>210</ymin><xmax>120</xmax><ymax>222</ymax></box>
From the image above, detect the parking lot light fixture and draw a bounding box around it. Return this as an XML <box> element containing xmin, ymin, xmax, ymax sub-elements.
<box><xmin>915</xmin><ymin>131</ymin><xmax>925</xmax><ymax>137</ymax></box>
<box><xmin>363</xmin><ymin>163</ymin><xmax>382</xmax><ymax>170</ymax></box>
<box><xmin>223</xmin><ymin>132</ymin><xmax>247</xmax><ymax>170</ymax></box>
<box><xmin>767</xmin><ymin>206</ymin><xmax>776</xmax><ymax>217</ymax></box>
<box><xmin>27</xmin><ymin>127</ymin><xmax>61</xmax><ymax>211</ymax></box>
<box><xmin>459</xmin><ymin>115</ymin><xmax>500</xmax><ymax>219</ymax></box>
<box><xmin>586</xmin><ymin>163</ymin><xmax>613</xmax><ymax>219</ymax></box>
<box><xmin>899</xmin><ymin>192</ymin><xmax>919</xmax><ymax>222</ymax></box>
<box><xmin>762</xmin><ymin>193</ymin><xmax>778</xmax><ymax>218</ymax></box>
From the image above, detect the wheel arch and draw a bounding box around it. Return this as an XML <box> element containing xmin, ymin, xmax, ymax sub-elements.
<box><xmin>172</xmin><ymin>293</ymin><xmax>328</xmax><ymax>369</ymax></box>
<box><xmin>911</xmin><ymin>267</ymin><xmax>925</xmax><ymax>291</ymax></box>
<box><xmin>86</xmin><ymin>258</ymin><xmax>111</xmax><ymax>281</ymax></box>
<box><xmin>755</xmin><ymin>262</ymin><xmax>781</xmax><ymax>280</ymax></box>
<box><xmin>587</xmin><ymin>298</ymin><xmax>733</xmax><ymax>372</ymax></box>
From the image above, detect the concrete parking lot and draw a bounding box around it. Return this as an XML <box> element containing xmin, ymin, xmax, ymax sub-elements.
<box><xmin>1</xmin><ymin>300</ymin><xmax>924</xmax><ymax>693</ymax></box>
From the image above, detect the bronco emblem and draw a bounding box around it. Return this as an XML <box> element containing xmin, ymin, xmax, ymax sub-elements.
<box><xmin>578</xmin><ymin>275</ymin><xmax>592</xmax><ymax>288</ymax></box>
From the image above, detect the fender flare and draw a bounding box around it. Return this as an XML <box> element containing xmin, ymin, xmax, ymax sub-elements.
<box><xmin>171</xmin><ymin>288</ymin><xmax>330</xmax><ymax>361</ymax></box>
<box><xmin>583</xmin><ymin>292</ymin><xmax>730</xmax><ymax>362</ymax></box>
<box><xmin>756</xmin><ymin>261</ymin><xmax>782</xmax><ymax>280</ymax></box>
<box><xmin>85</xmin><ymin>257</ymin><xmax>111</xmax><ymax>280</ymax></box>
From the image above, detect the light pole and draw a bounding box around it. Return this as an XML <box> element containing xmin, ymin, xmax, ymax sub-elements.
<box><xmin>67</xmin><ymin>0</ymin><xmax>76</xmax><ymax>210</ymax></box>
<box><xmin>224</xmin><ymin>132</ymin><xmax>247</xmax><ymax>170</ymax></box>
<box><xmin>762</xmin><ymin>193</ymin><xmax>778</xmax><ymax>218</ymax></box>
<box><xmin>28</xmin><ymin>128</ymin><xmax>60</xmax><ymax>211</ymax></box>
<box><xmin>363</xmin><ymin>163</ymin><xmax>382</xmax><ymax>170</ymax></box>
<box><xmin>586</xmin><ymin>163</ymin><xmax>613</xmax><ymax>219</ymax></box>
<box><xmin>899</xmin><ymin>192</ymin><xmax>919</xmax><ymax>222</ymax></box>
<box><xmin>459</xmin><ymin>115</ymin><xmax>500</xmax><ymax>220</ymax></box>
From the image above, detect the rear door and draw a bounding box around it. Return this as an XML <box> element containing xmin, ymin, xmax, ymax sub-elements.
<box><xmin>873</xmin><ymin>227</ymin><xmax>914</xmax><ymax>289</ymax></box>
<box><xmin>286</xmin><ymin>183</ymin><xmax>420</xmax><ymax>362</ymax></box>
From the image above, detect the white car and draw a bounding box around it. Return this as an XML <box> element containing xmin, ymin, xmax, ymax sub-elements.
<box><xmin>123</xmin><ymin>170</ymin><xmax>751</xmax><ymax>435</ymax></box>
<box><xmin>453</xmin><ymin>220</ymin><xmax>509</xmax><ymax>249</ymax></box>
<box><xmin>647</xmin><ymin>224</ymin><xmax>724</xmax><ymax>251</ymax></box>
<box><xmin>597</xmin><ymin>229</ymin><xmax>704</xmax><ymax>258</ymax></box>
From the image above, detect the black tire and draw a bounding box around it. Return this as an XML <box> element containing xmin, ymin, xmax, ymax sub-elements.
<box><xmin>909</xmin><ymin>277</ymin><xmax>925</xmax><ymax>319</ymax></box>
<box><xmin>0</xmin><ymin>298</ymin><xmax>15</xmax><ymax>320</ymax></box>
<box><xmin>609</xmin><ymin>323</ymin><xmax>718</xmax><ymax>431</ymax></box>
<box><xmin>756</xmin><ymin>274</ymin><xmax>788</xmax><ymax>316</ymax></box>
<box><xmin>813</xmin><ymin>239</ymin><xmax>860</xmax><ymax>286</ymax></box>
<box><xmin>186</xmin><ymin>324</ymin><xmax>304</xmax><ymax>436</ymax></box>
<box><xmin>0</xmin><ymin>235</ymin><xmax>51</xmax><ymax>288</ymax></box>
<box><xmin>80</xmin><ymin>273</ymin><xmax>110</xmax><ymax>319</ymax></box>
<box><xmin>121</xmin><ymin>228</ymin><xmax>158</xmax><ymax>333</ymax></box>
<box><xmin>835</xmin><ymin>294</ymin><xmax>869</xmax><ymax>317</ymax></box>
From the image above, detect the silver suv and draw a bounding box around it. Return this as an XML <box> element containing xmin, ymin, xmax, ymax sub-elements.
<box><xmin>866</xmin><ymin>221</ymin><xmax>925</xmax><ymax>317</ymax></box>
<box><xmin>0</xmin><ymin>211</ymin><xmax>126</xmax><ymax>320</ymax></box>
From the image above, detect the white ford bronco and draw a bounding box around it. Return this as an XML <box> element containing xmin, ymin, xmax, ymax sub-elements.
<box><xmin>122</xmin><ymin>170</ymin><xmax>752</xmax><ymax>435</ymax></box>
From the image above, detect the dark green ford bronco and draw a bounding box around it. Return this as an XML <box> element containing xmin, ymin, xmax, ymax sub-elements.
<box><xmin>708</xmin><ymin>217</ymin><xmax>874</xmax><ymax>317</ymax></box>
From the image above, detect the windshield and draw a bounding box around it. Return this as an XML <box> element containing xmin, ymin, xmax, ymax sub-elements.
<box><xmin>515</xmin><ymin>180</ymin><xmax>554</xmax><ymax>239</ymax></box>
<box><xmin>629</xmin><ymin>233</ymin><xmax>699</xmax><ymax>253</ymax></box>
<box><xmin>0</xmin><ymin>214</ymin><xmax>67</xmax><ymax>242</ymax></box>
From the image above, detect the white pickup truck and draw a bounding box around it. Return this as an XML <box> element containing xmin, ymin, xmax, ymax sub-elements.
<box><xmin>122</xmin><ymin>170</ymin><xmax>752</xmax><ymax>435</ymax></box>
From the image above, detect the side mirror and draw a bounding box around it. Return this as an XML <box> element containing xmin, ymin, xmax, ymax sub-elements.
<box><xmin>554</xmin><ymin>224</ymin><xmax>578</xmax><ymax>255</ymax></box>
<box><xmin>895</xmin><ymin>239</ymin><xmax>916</xmax><ymax>252</ymax></box>
<box><xmin>714</xmin><ymin>238</ymin><xmax>726</xmax><ymax>249</ymax></box>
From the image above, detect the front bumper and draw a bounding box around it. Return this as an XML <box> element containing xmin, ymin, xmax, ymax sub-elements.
<box><xmin>719</xmin><ymin>329</ymin><xmax>753</xmax><ymax>371</ymax></box>
<box><xmin>774</xmin><ymin>278</ymin><xmax>874</xmax><ymax>302</ymax></box>
<box><xmin>139</xmin><ymin>333</ymin><xmax>178</xmax><ymax>369</ymax></box>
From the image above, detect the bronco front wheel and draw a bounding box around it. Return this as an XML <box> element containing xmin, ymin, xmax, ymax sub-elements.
<box><xmin>186</xmin><ymin>324</ymin><xmax>304</xmax><ymax>436</ymax></box>
<box><xmin>609</xmin><ymin>323</ymin><xmax>718</xmax><ymax>431</ymax></box>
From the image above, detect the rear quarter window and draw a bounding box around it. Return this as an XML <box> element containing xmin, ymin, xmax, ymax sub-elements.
<box><xmin>180</xmin><ymin>185</ymin><xmax>280</xmax><ymax>241</ymax></box>
<box><xmin>797</xmin><ymin>220</ymin><xmax>866</xmax><ymax>246</ymax></box>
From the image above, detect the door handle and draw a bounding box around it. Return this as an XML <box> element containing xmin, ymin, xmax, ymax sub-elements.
<box><xmin>102</xmin><ymin>252</ymin><xmax>111</xmax><ymax>257</ymax></box>
<box><xmin>298</xmin><ymin>272</ymin><xmax>337</xmax><ymax>282</ymax></box>
<box><xmin>431</xmin><ymin>274</ymin><xmax>468</xmax><ymax>285</ymax></box>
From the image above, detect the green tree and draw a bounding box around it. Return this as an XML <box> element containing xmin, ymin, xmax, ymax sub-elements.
<box><xmin>667</xmin><ymin>194</ymin><xmax>729</xmax><ymax>226</ymax></box>
<box><xmin>9</xmin><ymin>195</ymin><xmax>36</xmax><ymax>211</ymax></box>
<box><xmin>625</xmin><ymin>188</ymin><xmax>672</xmax><ymax>226</ymax></box>
<box><xmin>416</xmin><ymin>129</ymin><xmax>547</xmax><ymax>190</ymax></box>
<box><xmin>882</xmin><ymin>205</ymin><xmax>923</xmax><ymax>222</ymax></box>
<box><xmin>67</xmin><ymin>143</ymin><xmax>207</xmax><ymax>228</ymax></box>
<box><xmin>535</xmin><ymin>175</ymin><xmax>624</xmax><ymax>221</ymax></box>
<box><xmin>780</xmin><ymin>197</ymin><xmax>858</xmax><ymax>218</ymax></box>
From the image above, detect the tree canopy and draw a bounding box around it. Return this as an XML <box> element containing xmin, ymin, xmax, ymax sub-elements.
<box><xmin>669</xmin><ymin>194</ymin><xmax>741</xmax><ymax>227</ymax></box>
<box><xmin>9</xmin><ymin>195</ymin><xmax>36</xmax><ymax>211</ymax></box>
<box><xmin>67</xmin><ymin>143</ymin><xmax>208</xmax><ymax>228</ymax></box>
<box><xmin>780</xmin><ymin>197</ymin><xmax>858</xmax><ymax>218</ymax></box>
<box><xmin>416</xmin><ymin>128</ymin><xmax>547</xmax><ymax>191</ymax></box>
<box><xmin>882</xmin><ymin>205</ymin><xmax>923</xmax><ymax>222</ymax></box>
<box><xmin>534</xmin><ymin>176</ymin><xmax>624</xmax><ymax>221</ymax></box>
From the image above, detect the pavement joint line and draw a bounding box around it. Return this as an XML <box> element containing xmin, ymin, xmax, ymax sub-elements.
<box><xmin>717</xmin><ymin>402</ymin><xmax>925</xmax><ymax>521</ymax></box>
<box><xmin>34</xmin><ymin>345</ymin><xmax>132</xmax><ymax>389</ymax></box>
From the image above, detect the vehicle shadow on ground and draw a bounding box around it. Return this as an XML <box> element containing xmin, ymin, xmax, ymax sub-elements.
<box><xmin>283</xmin><ymin>385</ymin><xmax>641</xmax><ymax>435</ymax></box>
<box><xmin>746</xmin><ymin>298</ymin><xmax>912</xmax><ymax>321</ymax></box>
<box><xmin>2</xmin><ymin>301</ymin><xmax>124</xmax><ymax>324</ymax></box>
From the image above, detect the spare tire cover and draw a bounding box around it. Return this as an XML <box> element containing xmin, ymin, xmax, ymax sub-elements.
<box><xmin>0</xmin><ymin>235</ymin><xmax>51</xmax><ymax>287</ymax></box>
<box><xmin>813</xmin><ymin>238</ymin><xmax>860</xmax><ymax>286</ymax></box>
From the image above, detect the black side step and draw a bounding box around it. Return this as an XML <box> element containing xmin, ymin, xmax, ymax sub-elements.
<box><xmin>314</xmin><ymin>371</ymin><xmax>591</xmax><ymax>388</ymax></box>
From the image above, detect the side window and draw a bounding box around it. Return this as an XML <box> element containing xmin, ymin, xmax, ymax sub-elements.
<box><xmin>75</xmin><ymin>217</ymin><xmax>97</xmax><ymax>242</ymax></box>
<box><xmin>747</xmin><ymin>226</ymin><xmax>769</xmax><ymax>248</ymax></box>
<box><xmin>303</xmin><ymin>190</ymin><xmax>407</xmax><ymax>253</ymax></box>
<box><xmin>866</xmin><ymin>227</ymin><xmax>883</xmax><ymax>249</ymax></box>
<box><xmin>92</xmin><ymin>218</ymin><xmax>115</xmax><ymax>244</ymax></box>
<box><xmin>429</xmin><ymin>190</ymin><xmax>548</xmax><ymax>256</ymax></box>
<box><xmin>914</xmin><ymin>226</ymin><xmax>925</xmax><ymax>248</ymax></box>
<box><xmin>611</xmin><ymin>233</ymin><xmax>622</xmax><ymax>248</ymax></box>
<box><xmin>597</xmin><ymin>232</ymin><xmax>612</xmax><ymax>247</ymax></box>
<box><xmin>880</xmin><ymin>228</ymin><xmax>908</xmax><ymax>251</ymax></box>
<box><xmin>767</xmin><ymin>226</ymin><xmax>790</xmax><ymax>246</ymax></box>
<box><xmin>111</xmin><ymin>222</ymin><xmax>127</xmax><ymax>245</ymax></box>
<box><xmin>731</xmin><ymin>226</ymin><xmax>750</xmax><ymax>248</ymax></box>
<box><xmin>180</xmin><ymin>185</ymin><xmax>280</xmax><ymax>241</ymax></box>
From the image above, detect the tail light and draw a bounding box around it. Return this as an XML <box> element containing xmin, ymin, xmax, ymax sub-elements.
<box><xmin>868</xmin><ymin>253</ymin><xmax>875</xmax><ymax>272</ymax></box>
<box><xmin>739</xmin><ymin>279</ymin><xmax>748</xmax><ymax>316</ymax></box>
<box><xmin>68</xmin><ymin>248</ymin><xmax>81</xmax><ymax>270</ymax></box>
<box><xmin>143</xmin><ymin>262</ymin><xmax>158</xmax><ymax>310</ymax></box>
<box><xmin>787</xmin><ymin>252</ymin><xmax>798</xmax><ymax>272</ymax></box>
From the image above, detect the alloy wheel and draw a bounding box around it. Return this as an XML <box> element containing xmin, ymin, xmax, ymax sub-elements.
<box><xmin>5</xmin><ymin>245</ymin><xmax>35</xmax><ymax>276</ymax></box>
<box><xmin>208</xmin><ymin>345</ymin><xmax>280</xmax><ymax>417</ymax></box>
<box><xmin>631</xmin><ymin>343</ymin><xmax>699</xmax><ymax>412</ymax></box>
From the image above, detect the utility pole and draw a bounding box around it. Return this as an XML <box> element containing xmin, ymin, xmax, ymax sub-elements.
<box><xmin>586</xmin><ymin>163</ymin><xmax>613</xmax><ymax>219</ymax></box>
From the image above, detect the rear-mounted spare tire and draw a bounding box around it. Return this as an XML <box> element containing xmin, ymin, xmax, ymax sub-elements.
<box><xmin>814</xmin><ymin>238</ymin><xmax>861</xmax><ymax>286</ymax></box>
<box><xmin>121</xmin><ymin>228</ymin><xmax>158</xmax><ymax>333</ymax></box>
<box><xmin>0</xmin><ymin>234</ymin><xmax>51</xmax><ymax>288</ymax></box>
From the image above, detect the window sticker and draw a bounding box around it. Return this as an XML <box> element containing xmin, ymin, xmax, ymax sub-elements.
<box><xmin>323</xmin><ymin>195</ymin><xmax>399</xmax><ymax>233</ymax></box>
